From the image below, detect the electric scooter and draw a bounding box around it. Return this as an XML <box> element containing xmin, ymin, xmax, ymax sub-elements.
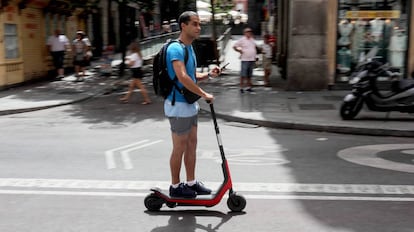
<box><xmin>144</xmin><ymin>102</ymin><xmax>246</xmax><ymax>212</ymax></box>
<box><xmin>340</xmin><ymin>47</ymin><xmax>414</xmax><ymax>120</ymax></box>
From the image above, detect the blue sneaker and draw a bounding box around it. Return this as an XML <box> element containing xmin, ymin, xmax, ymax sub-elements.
<box><xmin>169</xmin><ymin>183</ymin><xmax>197</xmax><ymax>198</ymax></box>
<box><xmin>186</xmin><ymin>181</ymin><xmax>212</xmax><ymax>195</ymax></box>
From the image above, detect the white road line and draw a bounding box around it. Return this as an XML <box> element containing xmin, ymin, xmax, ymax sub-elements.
<box><xmin>338</xmin><ymin>144</ymin><xmax>414</xmax><ymax>173</ymax></box>
<box><xmin>121</xmin><ymin>140</ymin><xmax>163</xmax><ymax>169</ymax></box>
<box><xmin>243</xmin><ymin>195</ymin><xmax>414</xmax><ymax>201</ymax></box>
<box><xmin>1</xmin><ymin>178</ymin><xmax>414</xmax><ymax>195</ymax></box>
<box><xmin>104</xmin><ymin>140</ymin><xmax>149</xmax><ymax>169</ymax></box>
<box><xmin>1</xmin><ymin>190</ymin><xmax>414</xmax><ymax>202</ymax></box>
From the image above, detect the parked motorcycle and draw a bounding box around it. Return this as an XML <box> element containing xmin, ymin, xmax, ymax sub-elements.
<box><xmin>340</xmin><ymin>47</ymin><xmax>414</xmax><ymax>120</ymax></box>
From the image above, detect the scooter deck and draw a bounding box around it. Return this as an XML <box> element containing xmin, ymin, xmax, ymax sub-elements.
<box><xmin>150</xmin><ymin>187</ymin><xmax>218</xmax><ymax>200</ymax></box>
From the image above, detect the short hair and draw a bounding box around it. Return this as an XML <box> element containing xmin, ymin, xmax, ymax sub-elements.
<box><xmin>178</xmin><ymin>11</ymin><xmax>198</xmax><ymax>31</ymax></box>
<box><xmin>243</xmin><ymin>28</ymin><xmax>252</xmax><ymax>33</ymax></box>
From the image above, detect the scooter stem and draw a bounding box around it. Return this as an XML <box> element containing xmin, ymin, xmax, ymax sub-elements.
<box><xmin>209</xmin><ymin>103</ymin><xmax>226</xmax><ymax>160</ymax></box>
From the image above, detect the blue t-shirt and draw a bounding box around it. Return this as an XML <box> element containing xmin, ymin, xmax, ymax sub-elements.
<box><xmin>164</xmin><ymin>41</ymin><xmax>199</xmax><ymax>117</ymax></box>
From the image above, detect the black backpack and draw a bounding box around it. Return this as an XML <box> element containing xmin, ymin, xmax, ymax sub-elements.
<box><xmin>152</xmin><ymin>39</ymin><xmax>188</xmax><ymax>105</ymax></box>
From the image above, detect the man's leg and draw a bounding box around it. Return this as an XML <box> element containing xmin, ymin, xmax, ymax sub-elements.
<box><xmin>57</xmin><ymin>52</ymin><xmax>65</xmax><ymax>78</ymax></box>
<box><xmin>170</xmin><ymin>131</ymin><xmax>189</xmax><ymax>185</ymax></box>
<box><xmin>58</xmin><ymin>68</ymin><xmax>64</xmax><ymax>77</ymax></box>
<box><xmin>240</xmin><ymin>61</ymin><xmax>247</xmax><ymax>92</ymax></box>
<box><xmin>184</xmin><ymin>124</ymin><xmax>211</xmax><ymax>195</ymax></box>
<box><xmin>169</xmin><ymin>128</ymin><xmax>198</xmax><ymax>198</ymax></box>
<box><xmin>247</xmin><ymin>61</ymin><xmax>256</xmax><ymax>91</ymax></box>
<box><xmin>184</xmin><ymin>125</ymin><xmax>197</xmax><ymax>182</ymax></box>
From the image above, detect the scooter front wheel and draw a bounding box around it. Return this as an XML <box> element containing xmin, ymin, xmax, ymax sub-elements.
<box><xmin>144</xmin><ymin>194</ymin><xmax>164</xmax><ymax>211</ymax></box>
<box><xmin>227</xmin><ymin>193</ymin><xmax>246</xmax><ymax>212</ymax></box>
<box><xmin>340</xmin><ymin>100</ymin><xmax>363</xmax><ymax>120</ymax></box>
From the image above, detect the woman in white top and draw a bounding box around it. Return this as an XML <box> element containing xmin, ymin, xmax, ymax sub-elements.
<box><xmin>261</xmin><ymin>34</ymin><xmax>273</xmax><ymax>87</ymax></box>
<box><xmin>119</xmin><ymin>42</ymin><xmax>151</xmax><ymax>105</ymax></box>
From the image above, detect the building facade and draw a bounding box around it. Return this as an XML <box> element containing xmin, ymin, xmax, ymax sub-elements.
<box><xmin>0</xmin><ymin>0</ymin><xmax>198</xmax><ymax>89</ymax></box>
<box><xmin>277</xmin><ymin>0</ymin><xmax>413</xmax><ymax>90</ymax></box>
<box><xmin>0</xmin><ymin>0</ymin><xmax>91</xmax><ymax>88</ymax></box>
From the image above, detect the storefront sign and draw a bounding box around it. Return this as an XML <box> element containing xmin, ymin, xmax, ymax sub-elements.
<box><xmin>346</xmin><ymin>10</ymin><xmax>401</xmax><ymax>19</ymax></box>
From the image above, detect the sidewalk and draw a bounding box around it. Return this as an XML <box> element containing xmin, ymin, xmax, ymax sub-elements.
<box><xmin>0</xmin><ymin>65</ymin><xmax>413</xmax><ymax>137</ymax></box>
<box><xmin>0</xmin><ymin>70</ymin><xmax>119</xmax><ymax>115</ymax></box>
<box><xmin>199</xmin><ymin>73</ymin><xmax>414</xmax><ymax>137</ymax></box>
<box><xmin>0</xmin><ymin>40</ymin><xmax>413</xmax><ymax>137</ymax></box>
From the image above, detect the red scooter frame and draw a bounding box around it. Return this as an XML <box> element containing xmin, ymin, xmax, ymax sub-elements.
<box><xmin>144</xmin><ymin>103</ymin><xmax>246</xmax><ymax>212</ymax></box>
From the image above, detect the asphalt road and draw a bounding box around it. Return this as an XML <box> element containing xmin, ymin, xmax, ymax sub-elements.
<box><xmin>0</xmin><ymin>93</ymin><xmax>413</xmax><ymax>232</ymax></box>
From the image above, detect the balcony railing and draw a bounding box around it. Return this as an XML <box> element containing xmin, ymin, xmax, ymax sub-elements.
<box><xmin>139</xmin><ymin>31</ymin><xmax>180</xmax><ymax>59</ymax></box>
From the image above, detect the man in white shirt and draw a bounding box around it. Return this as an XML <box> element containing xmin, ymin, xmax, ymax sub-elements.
<box><xmin>233</xmin><ymin>27</ymin><xmax>257</xmax><ymax>93</ymax></box>
<box><xmin>46</xmin><ymin>29</ymin><xmax>70</xmax><ymax>80</ymax></box>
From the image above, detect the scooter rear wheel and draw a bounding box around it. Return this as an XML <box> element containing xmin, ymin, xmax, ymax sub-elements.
<box><xmin>227</xmin><ymin>193</ymin><xmax>246</xmax><ymax>212</ymax></box>
<box><xmin>340</xmin><ymin>100</ymin><xmax>363</xmax><ymax>120</ymax></box>
<box><xmin>144</xmin><ymin>194</ymin><xmax>164</xmax><ymax>211</ymax></box>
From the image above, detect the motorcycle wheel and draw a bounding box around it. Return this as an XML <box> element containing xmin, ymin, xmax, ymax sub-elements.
<box><xmin>340</xmin><ymin>100</ymin><xmax>363</xmax><ymax>120</ymax></box>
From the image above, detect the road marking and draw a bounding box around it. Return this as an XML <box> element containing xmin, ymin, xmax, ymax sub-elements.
<box><xmin>0</xmin><ymin>189</ymin><xmax>414</xmax><ymax>202</ymax></box>
<box><xmin>1</xmin><ymin>178</ymin><xmax>414</xmax><ymax>196</ymax></box>
<box><xmin>244</xmin><ymin>195</ymin><xmax>414</xmax><ymax>201</ymax></box>
<box><xmin>121</xmin><ymin>140</ymin><xmax>163</xmax><ymax>169</ymax></box>
<box><xmin>105</xmin><ymin>140</ymin><xmax>162</xmax><ymax>169</ymax></box>
<box><xmin>199</xmin><ymin>146</ymin><xmax>290</xmax><ymax>166</ymax></box>
<box><xmin>338</xmin><ymin>144</ymin><xmax>414</xmax><ymax>173</ymax></box>
<box><xmin>105</xmin><ymin>140</ymin><xmax>149</xmax><ymax>169</ymax></box>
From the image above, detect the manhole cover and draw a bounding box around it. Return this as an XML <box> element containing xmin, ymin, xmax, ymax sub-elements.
<box><xmin>299</xmin><ymin>104</ymin><xmax>335</xmax><ymax>110</ymax></box>
<box><xmin>89</xmin><ymin>123</ymin><xmax>127</xmax><ymax>130</ymax></box>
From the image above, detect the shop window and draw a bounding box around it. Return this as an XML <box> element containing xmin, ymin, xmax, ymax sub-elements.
<box><xmin>336</xmin><ymin>0</ymin><xmax>409</xmax><ymax>82</ymax></box>
<box><xmin>4</xmin><ymin>23</ymin><xmax>19</xmax><ymax>59</ymax></box>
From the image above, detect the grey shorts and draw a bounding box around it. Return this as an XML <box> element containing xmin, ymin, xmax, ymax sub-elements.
<box><xmin>168</xmin><ymin>115</ymin><xmax>198</xmax><ymax>135</ymax></box>
<box><xmin>241</xmin><ymin>61</ymin><xmax>255</xmax><ymax>78</ymax></box>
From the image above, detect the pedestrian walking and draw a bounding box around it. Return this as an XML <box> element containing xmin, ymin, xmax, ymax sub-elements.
<box><xmin>72</xmin><ymin>31</ymin><xmax>90</xmax><ymax>81</ymax></box>
<box><xmin>82</xmin><ymin>33</ymin><xmax>93</xmax><ymax>71</ymax></box>
<box><xmin>46</xmin><ymin>29</ymin><xmax>70</xmax><ymax>80</ymax></box>
<box><xmin>100</xmin><ymin>44</ymin><xmax>114</xmax><ymax>76</ymax></box>
<box><xmin>261</xmin><ymin>34</ymin><xmax>273</xmax><ymax>87</ymax></box>
<box><xmin>119</xmin><ymin>42</ymin><xmax>151</xmax><ymax>105</ymax></box>
<box><xmin>233</xmin><ymin>27</ymin><xmax>257</xmax><ymax>93</ymax></box>
<box><xmin>164</xmin><ymin>11</ymin><xmax>221</xmax><ymax>198</ymax></box>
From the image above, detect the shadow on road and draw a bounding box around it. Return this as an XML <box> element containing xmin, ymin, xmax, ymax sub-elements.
<box><xmin>145</xmin><ymin>209</ymin><xmax>246</xmax><ymax>232</ymax></box>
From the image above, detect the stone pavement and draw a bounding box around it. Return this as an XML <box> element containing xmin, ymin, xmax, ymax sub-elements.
<box><xmin>0</xmin><ymin>65</ymin><xmax>413</xmax><ymax>137</ymax></box>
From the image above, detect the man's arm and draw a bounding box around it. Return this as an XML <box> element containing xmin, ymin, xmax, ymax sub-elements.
<box><xmin>172</xmin><ymin>60</ymin><xmax>213</xmax><ymax>100</ymax></box>
<box><xmin>195</xmin><ymin>66</ymin><xmax>221</xmax><ymax>81</ymax></box>
<box><xmin>233</xmin><ymin>39</ymin><xmax>243</xmax><ymax>53</ymax></box>
<box><xmin>64</xmin><ymin>36</ymin><xmax>71</xmax><ymax>51</ymax></box>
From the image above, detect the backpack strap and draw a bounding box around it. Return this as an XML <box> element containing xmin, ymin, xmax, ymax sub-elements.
<box><xmin>169</xmin><ymin>40</ymin><xmax>189</xmax><ymax>105</ymax></box>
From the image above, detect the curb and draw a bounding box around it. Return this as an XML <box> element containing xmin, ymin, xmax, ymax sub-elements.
<box><xmin>199</xmin><ymin>108</ymin><xmax>414</xmax><ymax>137</ymax></box>
<box><xmin>0</xmin><ymin>94</ymin><xmax>97</xmax><ymax>116</ymax></box>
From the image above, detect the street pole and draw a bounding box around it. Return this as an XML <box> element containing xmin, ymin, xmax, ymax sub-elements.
<box><xmin>118</xmin><ymin>0</ymin><xmax>127</xmax><ymax>77</ymax></box>
<box><xmin>210</xmin><ymin>0</ymin><xmax>219</xmax><ymax>65</ymax></box>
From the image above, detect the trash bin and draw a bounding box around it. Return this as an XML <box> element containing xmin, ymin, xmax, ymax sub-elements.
<box><xmin>193</xmin><ymin>37</ymin><xmax>217</xmax><ymax>67</ymax></box>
